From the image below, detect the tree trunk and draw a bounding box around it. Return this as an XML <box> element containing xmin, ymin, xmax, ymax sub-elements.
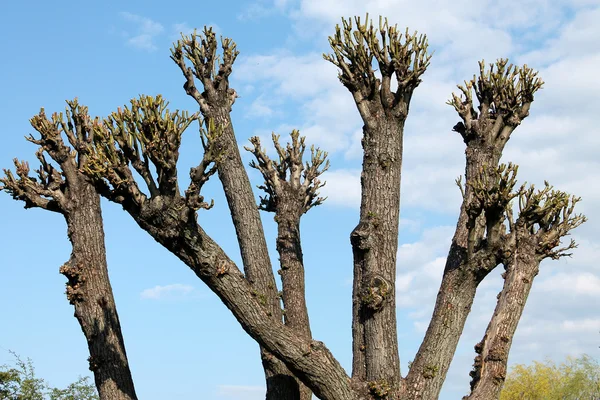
<box><xmin>466</xmin><ymin>227</ymin><xmax>537</xmax><ymax>399</ymax></box>
<box><xmin>277</xmin><ymin>214</ymin><xmax>312</xmax><ymax>400</ymax></box>
<box><xmin>208</xmin><ymin>110</ymin><xmax>299</xmax><ymax>399</ymax></box>
<box><xmin>128</xmin><ymin>197</ymin><xmax>356</xmax><ymax>400</ymax></box>
<box><xmin>63</xmin><ymin>181</ymin><xmax>137</xmax><ymax>400</ymax></box>
<box><xmin>0</xmin><ymin>104</ymin><xmax>138</xmax><ymax>400</ymax></box>
<box><xmin>351</xmin><ymin>118</ymin><xmax>404</xmax><ymax>390</ymax></box>
<box><xmin>404</xmin><ymin>145</ymin><xmax>501</xmax><ymax>399</ymax></box>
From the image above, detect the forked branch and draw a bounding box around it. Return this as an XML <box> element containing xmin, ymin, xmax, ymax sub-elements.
<box><xmin>245</xmin><ymin>130</ymin><xmax>329</xmax><ymax>215</ymax></box>
<box><xmin>467</xmin><ymin>179</ymin><xmax>585</xmax><ymax>399</ymax></box>
<box><xmin>170</xmin><ymin>27</ymin><xmax>239</xmax><ymax>114</ymax></box>
<box><xmin>447</xmin><ymin>59</ymin><xmax>544</xmax><ymax>146</ymax></box>
<box><xmin>324</xmin><ymin>15</ymin><xmax>431</xmax><ymax>118</ymax></box>
<box><xmin>81</xmin><ymin>101</ymin><xmax>354</xmax><ymax>400</ymax></box>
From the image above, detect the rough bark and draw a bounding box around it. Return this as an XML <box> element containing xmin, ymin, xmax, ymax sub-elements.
<box><xmin>246</xmin><ymin>131</ymin><xmax>329</xmax><ymax>400</ymax></box>
<box><xmin>404</xmin><ymin>60</ymin><xmax>544</xmax><ymax>399</ymax></box>
<box><xmin>64</xmin><ymin>183</ymin><xmax>137</xmax><ymax>400</ymax></box>
<box><xmin>351</xmin><ymin>117</ymin><xmax>404</xmax><ymax>388</ymax></box>
<box><xmin>0</xmin><ymin>102</ymin><xmax>137</xmax><ymax>400</ymax></box>
<box><xmin>5</xmin><ymin>23</ymin><xmax>586</xmax><ymax>400</ymax></box>
<box><xmin>465</xmin><ymin>183</ymin><xmax>585</xmax><ymax>400</ymax></box>
<box><xmin>466</xmin><ymin>232</ymin><xmax>538</xmax><ymax>400</ymax></box>
<box><xmin>170</xmin><ymin>28</ymin><xmax>294</xmax><ymax>398</ymax></box>
<box><xmin>403</xmin><ymin>147</ymin><xmax>499</xmax><ymax>399</ymax></box>
<box><xmin>117</xmin><ymin>196</ymin><xmax>356</xmax><ymax>400</ymax></box>
<box><xmin>325</xmin><ymin>17</ymin><xmax>431</xmax><ymax>394</ymax></box>
<box><xmin>81</xmin><ymin>97</ymin><xmax>358</xmax><ymax>400</ymax></box>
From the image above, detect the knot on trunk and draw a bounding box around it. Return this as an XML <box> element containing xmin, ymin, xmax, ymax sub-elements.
<box><xmin>361</xmin><ymin>274</ymin><xmax>391</xmax><ymax>311</ymax></box>
<box><xmin>59</xmin><ymin>262</ymin><xmax>85</xmax><ymax>304</ymax></box>
<box><xmin>351</xmin><ymin>221</ymin><xmax>375</xmax><ymax>251</ymax></box>
<box><xmin>368</xmin><ymin>379</ymin><xmax>391</xmax><ymax>399</ymax></box>
<box><xmin>87</xmin><ymin>355</ymin><xmax>103</xmax><ymax>372</ymax></box>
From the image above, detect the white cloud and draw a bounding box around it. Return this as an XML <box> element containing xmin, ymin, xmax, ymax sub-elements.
<box><xmin>395</xmin><ymin>226</ymin><xmax>455</xmax><ymax>310</ymax></box>
<box><xmin>246</xmin><ymin>95</ymin><xmax>278</xmax><ymax>118</ymax></box>
<box><xmin>172</xmin><ymin>22</ymin><xmax>194</xmax><ymax>39</ymax></box>
<box><xmin>140</xmin><ymin>284</ymin><xmax>195</xmax><ymax>300</ymax></box>
<box><xmin>172</xmin><ymin>22</ymin><xmax>221</xmax><ymax>40</ymax></box>
<box><xmin>320</xmin><ymin>169</ymin><xmax>361</xmax><ymax>208</ymax></box>
<box><xmin>238</xmin><ymin>0</ymin><xmax>289</xmax><ymax>20</ymax></box>
<box><xmin>562</xmin><ymin>318</ymin><xmax>600</xmax><ymax>333</ymax></box>
<box><xmin>538</xmin><ymin>272</ymin><xmax>600</xmax><ymax>297</ymax></box>
<box><xmin>233</xmin><ymin>5</ymin><xmax>600</xmax><ymax>397</ymax></box>
<box><xmin>119</xmin><ymin>12</ymin><xmax>164</xmax><ymax>51</ymax></box>
<box><xmin>216</xmin><ymin>385</ymin><xmax>265</xmax><ymax>400</ymax></box>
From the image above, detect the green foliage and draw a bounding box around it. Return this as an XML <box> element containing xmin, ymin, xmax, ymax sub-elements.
<box><xmin>0</xmin><ymin>352</ymin><xmax>97</xmax><ymax>400</ymax></box>
<box><xmin>501</xmin><ymin>354</ymin><xmax>600</xmax><ymax>400</ymax></box>
<box><xmin>48</xmin><ymin>377</ymin><xmax>97</xmax><ymax>400</ymax></box>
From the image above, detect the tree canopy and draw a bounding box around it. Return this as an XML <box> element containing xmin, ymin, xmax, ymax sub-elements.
<box><xmin>501</xmin><ymin>355</ymin><xmax>600</xmax><ymax>400</ymax></box>
<box><xmin>0</xmin><ymin>14</ymin><xmax>588</xmax><ymax>400</ymax></box>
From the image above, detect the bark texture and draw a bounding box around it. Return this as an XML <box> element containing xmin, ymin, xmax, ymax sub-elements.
<box><xmin>466</xmin><ymin>183</ymin><xmax>585</xmax><ymax>399</ymax></box>
<box><xmin>404</xmin><ymin>60</ymin><xmax>544</xmax><ymax>399</ymax></box>
<box><xmin>1</xmin><ymin>102</ymin><xmax>137</xmax><ymax>400</ymax></box>
<box><xmin>5</xmin><ymin>20</ymin><xmax>586</xmax><ymax>400</ymax></box>
<box><xmin>81</xmin><ymin>96</ymin><xmax>358</xmax><ymax>400</ymax></box>
<box><xmin>170</xmin><ymin>28</ymin><xmax>296</xmax><ymax>398</ymax></box>
<box><xmin>325</xmin><ymin>17</ymin><xmax>431</xmax><ymax>394</ymax></box>
<box><xmin>247</xmin><ymin>131</ymin><xmax>329</xmax><ymax>400</ymax></box>
<box><xmin>64</xmin><ymin>183</ymin><xmax>137</xmax><ymax>400</ymax></box>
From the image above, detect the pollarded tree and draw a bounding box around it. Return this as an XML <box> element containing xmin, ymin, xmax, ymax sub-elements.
<box><xmin>0</xmin><ymin>103</ymin><xmax>138</xmax><ymax>400</ymax></box>
<box><xmin>1</xmin><ymin>16</ymin><xmax>586</xmax><ymax>400</ymax></box>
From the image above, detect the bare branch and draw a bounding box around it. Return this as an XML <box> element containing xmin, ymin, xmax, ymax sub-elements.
<box><xmin>170</xmin><ymin>27</ymin><xmax>239</xmax><ymax>114</ymax></box>
<box><xmin>447</xmin><ymin>59</ymin><xmax>544</xmax><ymax>146</ymax></box>
<box><xmin>245</xmin><ymin>130</ymin><xmax>329</xmax><ymax>214</ymax></box>
<box><xmin>1</xmin><ymin>99</ymin><xmax>96</xmax><ymax>213</ymax></box>
<box><xmin>185</xmin><ymin>119</ymin><xmax>225</xmax><ymax>211</ymax></box>
<box><xmin>83</xmin><ymin>95</ymin><xmax>198</xmax><ymax>208</ymax></box>
<box><xmin>517</xmin><ymin>183</ymin><xmax>586</xmax><ymax>261</ymax></box>
<box><xmin>324</xmin><ymin>15</ymin><xmax>431</xmax><ymax>119</ymax></box>
<box><xmin>1</xmin><ymin>159</ymin><xmax>64</xmax><ymax>212</ymax></box>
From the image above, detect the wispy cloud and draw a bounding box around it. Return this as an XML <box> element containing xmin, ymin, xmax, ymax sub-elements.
<box><xmin>172</xmin><ymin>22</ymin><xmax>222</xmax><ymax>41</ymax></box>
<box><xmin>119</xmin><ymin>12</ymin><xmax>164</xmax><ymax>51</ymax></box>
<box><xmin>238</xmin><ymin>0</ymin><xmax>289</xmax><ymax>20</ymax></box>
<box><xmin>140</xmin><ymin>284</ymin><xmax>194</xmax><ymax>300</ymax></box>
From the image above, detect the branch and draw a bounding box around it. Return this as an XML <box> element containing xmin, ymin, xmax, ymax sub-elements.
<box><xmin>466</xmin><ymin>183</ymin><xmax>586</xmax><ymax>399</ymax></box>
<box><xmin>1</xmin><ymin>99</ymin><xmax>94</xmax><ymax>213</ymax></box>
<box><xmin>186</xmin><ymin>119</ymin><xmax>224</xmax><ymax>211</ymax></box>
<box><xmin>80</xmin><ymin>100</ymin><xmax>354</xmax><ymax>398</ymax></box>
<box><xmin>245</xmin><ymin>130</ymin><xmax>329</xmax><ymax>214</ymax></box>
<box><xmin>170</xmin><ymin>27</ymin><xmax>239</xmax><ymax>114</ymax></box>
<box><xmin>83</xmin><ymin>95</ymin><xmax>199</xmax><ymax>208</ymax></box>
<box><xmin>1</xmin><ymin>158</ymin><xmax>64</xmax><ymax>212</ymax></box>
<box><xmin>447</xmin><ymin>59</ymin><xmax>543</xmax><ymax>146</ymax></box>
<box><xmin>173</xmin><ymin>26</ymin><xmax>296</xmax><ymax>397</ymax></box>
<box><xmin>324</xmin><ymin>15</ymin><xmax>431</xmax><ymax>118</ymax></box>
<box><xmin>517</xmin><ymin>183</ymin><xmax>586</xmax><ymax>260</ymax></box>
<box><xmin>469</xmin><ymin>163</ymin><xmax>521</xmax><ymax>250</ymax></box>
<box><xmin>246</xmin><ymin>131</ymin><xmax>328</xmax><ymax>400</ymax></box>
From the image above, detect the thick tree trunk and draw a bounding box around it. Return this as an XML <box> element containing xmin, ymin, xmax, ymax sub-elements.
<box><xmin>351</xmin><ymin>118</ymin><xmax>404</xmax><ymax>389</ymax></box>
<box><xmin>63</xmin><ymin>182</ymin><xmax>137</xmax><ymax>400</ymax></box>
<box><xmin>277</xmin><ymin>217</ymin><xmax>311</xmax><ymax>337</ymax></box>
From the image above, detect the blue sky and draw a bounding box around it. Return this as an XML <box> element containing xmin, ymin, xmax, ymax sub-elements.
<box><xmin>1</xmin><ymin>1</ymin><xmax>599</xmax><ymax>399</ymax></box>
